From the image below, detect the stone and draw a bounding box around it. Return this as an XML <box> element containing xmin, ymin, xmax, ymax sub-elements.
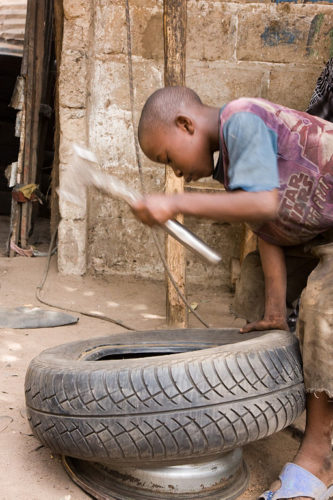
<box><xmin>187</xmin><ymin>3</ymin><xmax>236</xmax><ymax>61</ymax></box>
<box><xmin>59</xmin><ymin>50</ymin><xmax>87</xmax><ymax>108</ymax></box>
<box><xmin>63</xmin><ymin>0</ymin><xmax>90</xmax><ymax>20</ymax></box>
<box><xmin>238</xmin><ymin>4</ymin><xmax>333</xmax><ymax>64</ymax></box>
<box><xmin>186</xmin><ymin>61</ymin><xmax>268</xmax><ymax>104</ymax></box>
<box><xmin>58</xmin><ymin>219</ymin><xmax>87</xmax><ymax>275</ymax></box>
<box><xmin>268</xmin><ymin>64</ymin><xmax>326</xmax><ymax>110</ymax></box>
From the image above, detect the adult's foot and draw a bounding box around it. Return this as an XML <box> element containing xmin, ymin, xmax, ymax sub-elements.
<box><xmin>267</xmin><ymin>443</ymin><xmax>333</xmax><ymax>499</ymax></box>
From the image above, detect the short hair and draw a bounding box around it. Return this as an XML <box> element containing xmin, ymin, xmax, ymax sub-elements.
<box><xmin>138</xmin><ymin>86</ymin><xmax>201</xmax><ymax>144</ymax></box>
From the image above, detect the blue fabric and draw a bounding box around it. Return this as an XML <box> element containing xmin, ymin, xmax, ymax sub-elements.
<box><xmin>213</xmin><ymin>110</ymin><xmax>279</xmax><ymax>192</ymax></box>
<box><xmin>258</xmin><ymin>462</ymin><xmax>333</xmax><ymax>500</ymax></box>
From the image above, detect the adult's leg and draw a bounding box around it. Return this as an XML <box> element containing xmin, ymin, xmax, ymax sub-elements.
<box><xmin>268</xmin><ymin>242</ymin><xmax>333</xmax><ymax>498</ymax></box>
<box><xmin>269</xmin><ymin>392</ymin><xmax>333</xmax><ymax>499</ymax></box>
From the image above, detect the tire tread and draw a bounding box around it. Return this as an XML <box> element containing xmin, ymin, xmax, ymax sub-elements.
<box><xmin>25</xmin><ymin>332</ymin><xmax>305</xmax><ymax>463</ymax></box>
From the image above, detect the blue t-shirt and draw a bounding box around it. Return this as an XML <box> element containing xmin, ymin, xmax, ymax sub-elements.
<box><xmin>213</xmin><ymin>109</ymin><xmax>279</xmax><ymax>192</ymax></box>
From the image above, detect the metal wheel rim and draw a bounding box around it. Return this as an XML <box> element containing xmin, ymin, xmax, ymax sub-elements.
<box><xmin>62</xmin><ymin>448</ymin><xmax>249</xmax><ymax>500</ymax></box>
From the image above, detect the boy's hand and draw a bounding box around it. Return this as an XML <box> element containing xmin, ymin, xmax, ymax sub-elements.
<box><xmin>240</xmin><ymin>316</ymin><xmax>289</xmax><ymax>333</ymax></box>
<box><xmin>131</xmin><ymin>194</ymin><xmax>178</xmax><ymax>226</ymax></box>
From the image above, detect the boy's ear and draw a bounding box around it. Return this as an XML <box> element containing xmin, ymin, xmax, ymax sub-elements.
<box><xmin>175</xmin><ymin>115</ymin><xmax>194</xmax><ymax>135</ymax></box>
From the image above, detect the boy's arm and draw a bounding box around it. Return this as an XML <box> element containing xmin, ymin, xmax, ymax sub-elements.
<box><xmin>131</xmin><ymin>189</ymin><xmax>279</xmax><ymax>225</ymax></box>
<box><xmin>132</xmin><ymin>189</ymin><xmax>288</xmax><ymax>333</ymax></box>
<box><xmin>240</xmin><ymin>237</ymin><xmax>288</xmax><ymax>333</ymax></box>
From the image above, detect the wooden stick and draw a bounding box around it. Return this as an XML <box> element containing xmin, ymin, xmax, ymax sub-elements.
<box><xmin>163</xmin><ymin>0</ymin><xmax>188</xmax><ymax>327</ymax></box>
<box><xmin>240</xmin><ymin>225</ymin><xmax>258</xmax><ymax>264</ymax></box>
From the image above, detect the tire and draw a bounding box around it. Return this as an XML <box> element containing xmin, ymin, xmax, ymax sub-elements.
<box><xmin>25</xmin><ymin>328</ymin><xmax>305</xmax><ymax>465</ymax></box>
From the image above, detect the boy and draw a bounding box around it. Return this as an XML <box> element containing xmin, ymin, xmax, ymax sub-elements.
<box><xmin>132</xmin><ymin>86</ymin><xmax>333</xmax><ymax>499</ymax></box>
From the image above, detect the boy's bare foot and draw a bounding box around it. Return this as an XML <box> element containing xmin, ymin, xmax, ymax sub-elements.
<box><xmin>240</xmin><ymin>316</ymin><xmax>288</xmax><ymax>333</ymax></box>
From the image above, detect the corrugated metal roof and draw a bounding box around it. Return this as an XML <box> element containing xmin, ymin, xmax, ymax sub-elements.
<box><xmin>0</xmin><ymin>1</ymin><xmax>27</xmax><ymax>57</ymax></box>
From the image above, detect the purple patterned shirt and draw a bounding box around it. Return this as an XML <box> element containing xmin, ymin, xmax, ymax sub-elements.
<box><xmin>219</xmin><ymin>98</ymin><xmax>333</xmax><ymax>246</ymax></box>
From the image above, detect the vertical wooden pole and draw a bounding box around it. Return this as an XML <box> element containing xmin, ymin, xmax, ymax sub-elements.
<box><xmin>21</xmin><ymin>0</ymin><xmax>42</xmax><ymax>247</ymax></box>
<box><xmin>240</xmin><ymin>225</ymin><xmax>258</xmax><ymax>264</ymax></box>
<box><xmin>163</xmin><ymin>0</ymin><xmax>188</xmax><ymax>327</ymax></box>
<box><xmin>51</xmin><ymin>0</ymin><xmax>64</xmax><ymax>236</ymax></box>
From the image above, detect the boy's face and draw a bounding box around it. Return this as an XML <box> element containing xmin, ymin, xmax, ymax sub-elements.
<box><xmin>142</xmin><ymin>124</ymin><xmax>214</xmax><ymax>183</ymax></box>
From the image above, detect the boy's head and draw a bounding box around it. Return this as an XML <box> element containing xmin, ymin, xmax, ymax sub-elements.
<box><xmin>138</xmin><ymin>86</ymin><xmax>215</xmax><ymax>182</ymax></box>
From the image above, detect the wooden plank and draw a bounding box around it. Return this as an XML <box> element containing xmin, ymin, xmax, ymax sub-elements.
<box><xmin>240</xmin><ymin>225</ymin><xmax>258</xmax><ymax>264</ymax></box>
<box><xmin>8</xmin><ymin>91</ymin><xmax>25</xmax><ymax>256</ymax></box>
<box><xmin>20</xmin><ymin>0</ymin><xmax>38</xmax><ymax>247</ymax></box>
<box><xmin>50</xmin><ymin>0</ymin><xmax>63</xmax><ymax>235</ymax></box>
<box><xmin>163</xmin><ymin>0</ymin><xmax>187</xmax><ymax>327</ymax></box>
<box><xmin>20</xmin><ymin>0</ymin><xmax>53</xmax><ymax>247</ymax></box>
<box><xmin>163</xmin><ymin>0</ymin><xmax>186</xmax><ymax>86</ymax></box>
<box><xmin>8</xmin><ymin>0</ymin><xmax>31</xmax><ymax>255</ymax></box>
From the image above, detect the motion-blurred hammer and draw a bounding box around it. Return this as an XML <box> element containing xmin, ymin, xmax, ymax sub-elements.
<box><xmin>59</xmin><ymin>144</ymin><xmax>222</xmax><ymax>265</ymax></box>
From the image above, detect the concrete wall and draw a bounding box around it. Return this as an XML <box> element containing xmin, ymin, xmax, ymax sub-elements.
<box><xmin>56</xmin><ymin>0</ymin><xmax>333</xmax><ymax>287</ymax></box>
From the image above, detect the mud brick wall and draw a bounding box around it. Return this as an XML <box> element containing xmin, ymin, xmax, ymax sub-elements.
<box><xmin>56</xmin><ymin>0</ymin><xmax>333</xmax><ymax>287</ymax></box>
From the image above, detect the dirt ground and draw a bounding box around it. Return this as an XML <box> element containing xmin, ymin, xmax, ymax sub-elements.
<box><xmin>0</xmin><ymin>251</ymin><xmax>302</xmax><ymax>500</ymax></box>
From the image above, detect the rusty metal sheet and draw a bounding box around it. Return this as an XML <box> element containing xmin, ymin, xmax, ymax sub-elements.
<box><xmin>0</xmin><ymin>0</ymin><xmax>27</xmax><ymax>57</ymax></box>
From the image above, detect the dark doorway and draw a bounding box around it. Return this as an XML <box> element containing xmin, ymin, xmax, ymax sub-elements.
<box><xmin>0</xmin><ymin>54</ymin><xmax>20</xmax><ymax>255</ymax></box>
<box><xmin>3</xmin><ymin>0</ymin><xmax>56</xmax><ymax>257</ymax></box>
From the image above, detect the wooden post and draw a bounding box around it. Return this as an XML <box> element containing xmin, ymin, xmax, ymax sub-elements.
<box><xmin>240</xmin><ymin>225</ymin><xmax>258</xmax><ymax>264</ymax></box>
<box><xmin>12</xmin><ymin>0</ymin><xmax>54</xmax><ymax>249</ymax></box>
<box><xmin>163</xmin><ymin>0</ymin><xmax>188</xmax><ymax>327</ymax></box>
